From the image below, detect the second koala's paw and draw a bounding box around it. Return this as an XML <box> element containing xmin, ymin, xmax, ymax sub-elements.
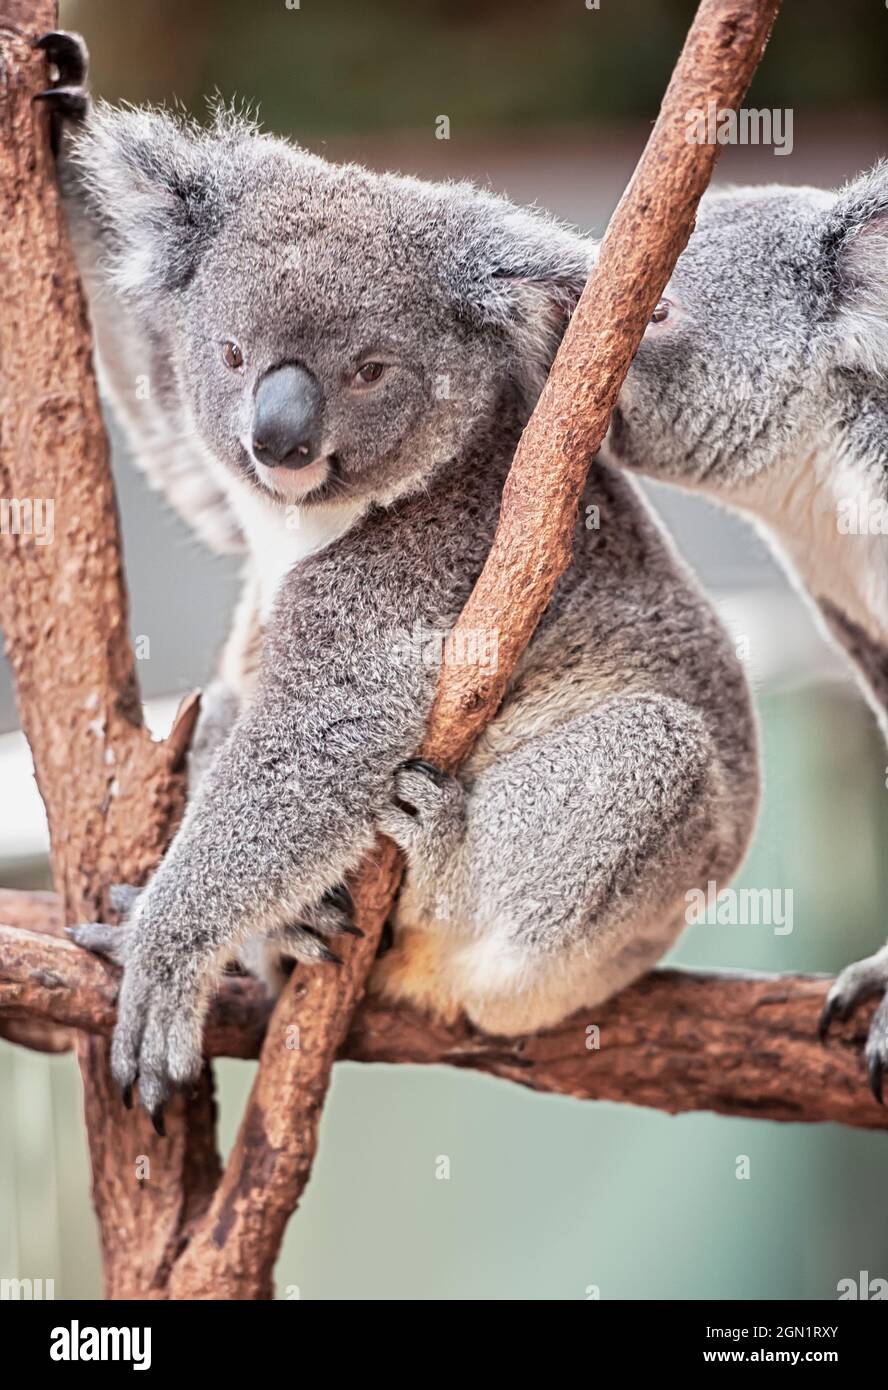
<box><xmin>33</xmin><ymin>31</ymin><xmax>90</xmax><ymax>146</ymax></box>
<box><xmin>819</xmin><ymin>945</ymin><xmax>888</xmax><ymax>1104</ymax></box>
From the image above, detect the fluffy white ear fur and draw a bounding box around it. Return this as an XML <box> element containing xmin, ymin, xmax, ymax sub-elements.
<box><xmin>834</xmin><ymin>214</ymin><xmax>888</xmax><ymax>377</ymax></box>
<box><xmin>827</xmin><ymin>164</ymin><xmax>888</xmax><ymax>377</ymax></box>
<box><xmin>68</xmin><ymin>101</ymin><xmax>270</xmax><ymax>302</ymax></box>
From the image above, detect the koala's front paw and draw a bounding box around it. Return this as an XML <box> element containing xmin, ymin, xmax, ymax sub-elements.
<box><xmin>819</xmin><ymin>945</ymin><xmax>888</xmax><ymax>1104</ymax></box>
<box><xmin>69</xmin><ymin>885</ymin><xmax>204</xmax><ymax>1133</ymax></box>
<box><xmin>34</xmin><ymin>31</ymin><xmax>90</xmax><ymax>149</ymax></box>
<box><xmin>112</xmin><ymin>949</ymin><xmax>205</xmax><ymax>1134</ymax></box>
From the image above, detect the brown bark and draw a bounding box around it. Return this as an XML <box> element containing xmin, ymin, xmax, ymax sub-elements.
<box><xmin>0</xmin><ymin>4</ymin><xmax>219</xmax><ymax>1298</ymax></box>
<box><xmin>2</xmin><ymin>896</ymin><xmax>883</xmax><ymax>1131</ymax></box>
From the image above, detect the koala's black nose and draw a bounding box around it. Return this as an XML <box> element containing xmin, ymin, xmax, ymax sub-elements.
<box><xmin>252</xmin><ymin>363</ymin><xmax>324</xmax><ymax>468</ymax></box>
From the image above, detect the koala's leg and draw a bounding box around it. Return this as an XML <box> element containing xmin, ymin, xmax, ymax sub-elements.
<box><xmin>820</xmin><ymin>946</ymin><xmax>888</xmax><ymax>1103</ymax></box>
<box><xmin>375</xmin><ymin>695</ymin><xmax>731</xmax><ymax>1035</ymax></box>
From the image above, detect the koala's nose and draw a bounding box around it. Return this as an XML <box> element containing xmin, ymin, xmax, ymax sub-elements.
<box><xmin>252</xmin><ymin>363</ymin><xmax>324</xmax><ymax>468</ymax></box>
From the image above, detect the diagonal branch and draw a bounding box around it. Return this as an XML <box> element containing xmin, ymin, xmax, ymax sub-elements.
<box><xmin>2</xmin><ymin>896</ymin><xmax>883</xmax><ymax>1131</ymax></box>
<box><xmin>168</xmin><ymin>0</ymin><xmax>782</xmax><ymax>1300</ymax></box>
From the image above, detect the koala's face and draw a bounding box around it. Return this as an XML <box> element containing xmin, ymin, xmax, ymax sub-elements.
<box><xmin>602</xmin><ymin>175</ymin><xmax>888</xmax><ymax>499</ymax></box>
<box><xmin>74</xmin><ymin>107</ymin><xmax>592</xmax><ymax>509</ymax></box>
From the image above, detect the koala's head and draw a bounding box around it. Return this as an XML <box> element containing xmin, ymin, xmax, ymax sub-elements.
<box><xmin>602</xmin><ymin>166</ymin><xmax>888</xmax><ymax>500</ymax></box>
<box><xmin>72</xmin><ymin>104</ymin><xmax>592</xmax><ymax>509</ymax></box>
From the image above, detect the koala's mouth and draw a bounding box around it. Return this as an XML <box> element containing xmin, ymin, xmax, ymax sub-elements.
<box><xmin>253</xmin><ymin>452</ymin><xmax>341</xmax><ymax>504</ymax></box>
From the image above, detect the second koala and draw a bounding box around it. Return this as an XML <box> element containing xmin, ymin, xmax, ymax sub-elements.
<box><xmin>44</xmin><ymin>35</ymin><xmax>759</xmax><ymax>1124</ymax></box>
<box><xmin>599</xmin><ymin>166</ymin><xmax>888</xmax><ymax>1096</ymax></box>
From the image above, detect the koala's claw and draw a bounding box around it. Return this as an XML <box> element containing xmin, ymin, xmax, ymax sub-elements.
<box><xmin>398</xmin><ymin>757</ymin><xmax>454</xmax><ymax>789</ymax></box>
<box><xmin>34</xmin><ymin>31</ymin><xmax>89</xmax><ymax>153</ymax></box>
<box><xmin>819</xmin><ymin>948</ymin><xmax>888</xmax><ymax>1105</ymax></box>
<box><xmin>34</xmin><ymin>31</ymin><xmax>89</xmax><ymax>87</ymax></box>
<box><xmin>275</xmin><ymin>884</ymin><xmax>361</xmax><ymax>964</ymax></box>
<box><xmin>67</xmin><ymin>920</ymin><xmax>129</xmax><ymax>967</ymax></box>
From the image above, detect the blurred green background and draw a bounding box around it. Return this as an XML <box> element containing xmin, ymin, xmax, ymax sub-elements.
<box><xmin>1</xmin><ymin>0</ymin><xmax>887</xmax><ymax>1300</ymax></box>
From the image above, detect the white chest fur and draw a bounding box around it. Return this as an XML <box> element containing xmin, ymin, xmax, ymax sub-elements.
<box><xmin>228</xmin><ymin>483</ymin><xmax>365</xmax><ymax>622</ymax></box>
<box><xmin>739</xmin><ymin>445</ymin><xmax>888</xmax><ymax>647</ymax></box>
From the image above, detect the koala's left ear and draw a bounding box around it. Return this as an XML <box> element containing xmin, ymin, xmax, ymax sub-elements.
<box><xmin>821</xmin><ymin>163</ymin><xmax>888</xmax><ymax>368</ymax></box>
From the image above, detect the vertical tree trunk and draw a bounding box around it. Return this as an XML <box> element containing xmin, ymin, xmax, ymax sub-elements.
<box><xmin>0</xmin><ymin>0</ymin><xmax>220</xmax><ymax>1298</ymax></box>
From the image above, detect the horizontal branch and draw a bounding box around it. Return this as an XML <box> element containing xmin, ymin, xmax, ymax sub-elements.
<box><xmin>1</xmin><ymin>892</ymin><xmax>884</xmax><ymax>1131</ymax></box>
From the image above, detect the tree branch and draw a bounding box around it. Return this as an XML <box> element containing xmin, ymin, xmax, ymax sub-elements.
<box><xmin>0</xmin><ymin>3</ymin><xmax>220</xmax><ymax>1298</ymax></box>
<box><xmin>1</xmin><ymin>895</ymin><xmax>883</xmax><ymax>1131</ymax></box>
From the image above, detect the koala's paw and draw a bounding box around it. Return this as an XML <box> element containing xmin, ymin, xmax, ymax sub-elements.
<box><xmin>276</xmin><ymin>884</ymin><xmax>362</xmax><ymax>966</ymax></box>
<box><xmin>377</xmin><ymin>759</ymin><xmax>465</xmax><ymax>857</ymax></box>
<box><xmin>819</xmin><ymin>946</ymin><xmax>888</xmax><ymax>1104</ymax></box>
<box><xmin>112</xmin><ymin>956</ymin><xmax>205</xmax><ymax>1134</ymax></box>
<box><xmin>34</xmin><ymin>32</ymin><xmax>90</xmax><ymax>144</ymax></box>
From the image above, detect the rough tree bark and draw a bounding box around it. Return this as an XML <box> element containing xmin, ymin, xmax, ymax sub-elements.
<box><xmin>0</xmin><ymin>0</ymin><xmax>218</xmax><ymax>1298</ymax></box>
<box><xmin>0</xmin><ymin>0</ymin><xmax>805</xmax><ymax>1302</ymax></box>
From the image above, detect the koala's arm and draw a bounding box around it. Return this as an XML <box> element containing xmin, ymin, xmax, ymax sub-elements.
<box><xmin>97</xmin><ymin>528</ymin><xmax>447</xmax><ymax>1119</ymax></box>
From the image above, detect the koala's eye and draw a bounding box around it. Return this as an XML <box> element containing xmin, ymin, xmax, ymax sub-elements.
<box><xmin>352</xmin><ymin>361</ymin><xmax>386</xmax><ymax>387</ymax></box>
<box><xmin>650</xmin><ymin>300</ymin><xmax>671</xmax><ymax>324</ymax></box>
<box><xmin>222</xmin><ymin>341</ymin><xmax>244</xmax><ymax>370</ymax></box>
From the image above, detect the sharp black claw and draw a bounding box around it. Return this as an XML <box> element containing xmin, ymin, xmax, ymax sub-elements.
<box><xmin>325</xmin><ymin>883</ymin><xmax>353</xmax><ymax>914</ymax></box>
<box><xmin>33</xmin><ymin>86</ymin><xmax>88</xmax><ymax>118</ymax></box>
<box><xmin>399</xmin><ymin>757</ymin><xmax>452</xmax><ymax>788</ymax></box>
<box><xmin>121</xmin><ymin>1084</ymin><xmax>133</xmax><ymax>1111</ymax></box>
<box><xmin>868</xmin><ymin>1056</ymin><xmax>884</xmax><ymax>1106</ymax></box>
<box><xmin>151</xmin><ymin>1107</ymin><xmax>167</xmax><ymax>1138</ymax></box>
<box><xmin>321</xmin><ymin>945</ymin><xmax>343</xmax><ymax>966</ymax></box>
<box><xmin>376</xmin><ymin>918</ymin><xmax>395</xmax><ymax>958</ymax></box>
<box><xmin>818</xmin><ymin>1000</ymin><xmax>837</xmax><ymax>1043</ymax></box>
<box><xmin>338</xmin><ymin>922</ymin><xmax>364</xmax><ymax>938</ymax></box>
<box><xmin>34</xmin><ymin>30</ymin><xmax>88</xmax><ymax>86</ymax></box>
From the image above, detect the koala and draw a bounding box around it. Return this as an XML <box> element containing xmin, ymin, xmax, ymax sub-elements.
<box><xmin>38</xmin><ymin>34</ymin><xmax>759</xmax><ymax>1129</ymax></box>
<box><xmin>597</xmin><ymin>167</ymin><xmax>888</xmax><ymax>1099</ymax></box>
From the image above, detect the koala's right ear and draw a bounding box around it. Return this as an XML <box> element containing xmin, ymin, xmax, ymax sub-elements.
<box><xmin>69</xmin><ymin>102</ymin><xmax>231</xmax><ymax>301</ymax></box>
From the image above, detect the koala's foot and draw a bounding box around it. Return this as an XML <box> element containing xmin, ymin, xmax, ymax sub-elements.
<box><xmin>34</xmin><ymin>32</ymin><xmax>89</xmax><ymax>150</ymax></box>
<box><xmin>819</xmin><ymin>944</ymin><xmax>888</xmax><ymax>1103</ymax></box>
<box><xmin>377</xmin><ymin>759</ymin><xmax>466</xmax><ymax>866</ymax></box>
<box><xmin>274</xmin><ymin>884</ymin><xmax>362</xmax><ymax>966</ymax></box>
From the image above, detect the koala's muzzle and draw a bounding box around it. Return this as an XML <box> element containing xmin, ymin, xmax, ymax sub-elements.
<box><xmin>252</xmin><ymin>363</ymin><xmax>324</xmax><ymax>468</ymax></box>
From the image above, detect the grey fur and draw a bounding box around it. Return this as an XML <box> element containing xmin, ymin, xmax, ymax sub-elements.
<box><xmin>51</xmin><ymin>56</ymin><xmax>758</xmax><ymax>1116</ymax></box>
<box><xmin>599</xmin><ymin>168</ymin><xmax>888</xmax><ymax>1093</ymax></box>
